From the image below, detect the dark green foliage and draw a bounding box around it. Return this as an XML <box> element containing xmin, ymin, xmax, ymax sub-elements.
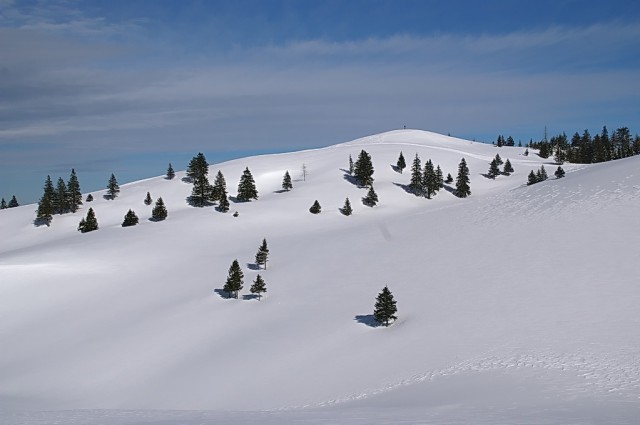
<box><xmin>8</xmin><ymin>195</ymin><xmax>19</xmax><ymax>208</ymax></box>
<box><xmin>396</xmin><ymin>151</ymin><xmax>406</xmax><ymax>173</ymax></box>
<box><xmin>36</xmin><ymin>176</ymin><xmax>55</xmax><ymax>225</ymax></box>
<box><xmin>255</xmin><ymin>238</ymin><xmax>270</xmax><ymax>270</ymax></box>
<box><xmin>496</xmin><ymin>135</ymin><xmax>504</xmax><ymax>147</ymax></box>
<box><xmin>422</xmin><ymin>159</ymin><xmax>438</xmax><ymax>198</ymax></box>
<box><xmin>487</xmin><ymin>159</ymin><xmax>500</xmax><ymax>179</ymax></box>
<box><xmin>340</xmin><ymin>197</ymin><xmax>353</xmax><ymax>216</ymax></box>
<box><xmin>0</xmin><ymin>198</ymin><xmax>6</xmax><ymax>209</ymax></box>
<box><xmin>86</xmin><ymin>194</ymin><xmax>94</xmax><ymax>202</ymax></box>
<box><xmin>144</xmin><ymin>192</ymin><xmax>153</xmax><ymax>205</ymax></box>
<box><xmin>494</xmin><ymin>154</ymin><xmax>503</xmax><ymax>166</ymax></box>
<box><xmin>353</xmin><ymin>150</ymin><xmax>374</xmax><ymax>187</ymax></box>
<box><xmin>217</xmin><ymin>191</ymin><xmax>230</xmax><ymax>213</ymax></box>
<box><xmin>348</xmin><ymin>155</ymin><xmax>354</xmax><ymax>175</ymax></box>
<box><xmin>107</xmin><ymin>173</ymin><xmax>120</xmax><ymax>199</ymax></box>
<box><xmin>122</xmin><ymin>209</ymin><xmax>139</xmax><ymax>227</ymax></box>
<box><xmin>555</xmin><ymin>166</ymin><xmax>565</xmax><ymax>179</ymax></box>
<box><xmin>211</xmin><ymin>171</ymin><xmax>228</xmax><ymax>203</ymax></box>
<box><xmin>435</xmin><ymin>165</ymin><xmax>444</xmax><ymax>188</ymax></box>
<box><xmin>363</xmin><ymin>186</ymin><xmax>378</xmax><ymax>207</ymax></box>
<box><xmin>445</xmin><ymin>173</ymin><xmax>453</xmax><ymax>184</ymax></box>
<box><xmin>67</xmin><ymin>169</ymin><xmax>82</xmax><ymax>212</ymax></box>
<box><xmin>373</xmin><ymin>286</ymin><xmax>397</xmax><ymax>327</ymax></box>
<box><xmin>506</xmin><ymin>136</ymin><xmax>515</xmax><ymax>147</ymax></box>
<box><xmin>78</xmin><ymin>208</ymin><xmax>98</xmax><ymax>233</ymax></box>
<box><xmin>237</xmin><ymin>167</ymin><xmax>259</xmax><ymax>201</ymax></box>
<box><xmin>455</xmin><ymin>158</ymin><xmax>471</xmax><ymax>198</ymax></box>
<box><xmin>309</xmin><ymin>200</ymin><xmax>321</xmax><ymax>214</ymax></box>
<box><xmin>527</xmin><ymin>170</ymin><xmax>538</xmax><ymax>185</ymax></box>
<box><xmin>166</xmin><ymin>163</ymin><xmax>175</xmax><ymax>180</ymax></box>
<box><xmin>282</xmin><ymin>171</ymin><xmax>293</xmax><ymax>191</ymax></box>
<box><xmin>223</xmin><ymin>259</ymin><xmax>244</xmax><ymax>299</ymax></box>
<box><xmin>250</xmin><ymin>274</ymin><xmax>267</xmax><ymax>300</ymax></box>
<box><xmin>187</xmin><ymin>153</ymin><xmax>211</xmax><ymax>206</ymax></box>
<box><xmin>151</xmin><ymin>197</ymin><xmax>168</xmax><ymax>221</ymax></box>
<box><xmin>409</xmin><ymin>153</ymin><xmax>423</xmax><ymax>195</ymax></box>
<box><xmin>503</xmin><ymin>159</ymin><xmax>514</xmax><ymax>175</ymax></box>
<box><xmin>538</xmin><ymin>143</ymin><xmax>551</xmax><ymax>159</ymax></box>
<box><xmin>54</xmin><ymin>177</ymin><xmax>69</xmax><ymax>214</ymax></box>
<box><xmin>539</xmin><ymin>165</ymin><xmax>548</xmax><ymax>181</ymax></box>
<box><xmin>524</xmin><ymin>149</ymin><xmax>529</xmax><ymax>156</ymax></box>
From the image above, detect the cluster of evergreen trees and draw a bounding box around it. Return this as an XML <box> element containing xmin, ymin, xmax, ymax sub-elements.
<box><xmin>222</xmin><ymin>239</ymin><xmax>270</xmax><ymax>300</ymax></box>
<box><xmin>0</xmin><ymin>196</ymin><xmax>19</xmax><ymax>210</ymax></box>
<box><xmin>495</xmin><ymin>135</ymin><xmax>519</xmax><ymax>147</ymax></box>
<box><xmin>36</xmin><ymin>170</ymin><xmax>82</xmax><ymax>225</ymax></box>
<box><xmin>527</xmin><ymin>165</ymin><xmax>565</xmax><ymax>185</ymax></box>
<box><xmin>407</xmin><ymin>153</ymin><xmax>445</xmax><ymax>198</ymax></box>
<box><xmin>487</xmin><ymin>154</ymin><xmax>514</xmax><ymax>178</ymax></box>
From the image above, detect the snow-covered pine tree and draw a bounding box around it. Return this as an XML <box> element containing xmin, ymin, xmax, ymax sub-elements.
<box><xmin>373</xmin><ymin>286</ymin><xmax>398</xmax><ymax>327</ymax></box>
<box><xmin>144</xmin><ymin>192</ymin><xmax>153</xmax><ymax>205</ymax></box>
<box><xmin>250</xmin><ymin>274</ymin><xmax>267</xmax><ymax>301</ymax></box>
<box><xmin>211</xmin><ymin>170</ymin><xmax>227</xmax><ymax>203</ymax></box>
<box><xmin>151</xmin><ymin>197</ymin><xmax>168</xmax><ymax>221</ymax></box>
<box><xmin>122</xmin><ymin>209</ymin><xmax>139</xmax><ymax>227</ymax></box>
<box><xmin>78</xmin><ymin>208</ymin><xmax>98</xmax><ymax>233</ymax></box>
<box><xmin>223</xmin><ymin>259</ymin><xmax>244</xmax><ymax>299</ymax></box>
<box><xmin>237</xmin><ymin>167</ymin><xmax>259</xmax><ymax>201</ymax></box>
<box><xmin>435</xmin><ymin>165</ymin><xmax>444</xmax><ymax>188</ymax></box>
<box><xmin>340</xmin><ymin>197</ymin><xmax>353</xmax><ymax>216</ymax></box>
<box><xmin>396</xmin><ymin>151</ymin><xmax>406</xmax><ymax>173</ymax></box>
<box><xmin>409</xmin><ymin>153</ymin><xmax>423</xmax><ymax>195</ymax></box>
<box><xmin>7</xmin><ymin>195</ymin><xmax>19</xmax><ymax>208</ymax></box>
<box><xmin>527</xmin><ymin>170</ymin><xmax>538</xmax><ymax>185</ymax></box>
<box><xmin>455</xmin><ymin>158</ymin><xmax>471</xmax><ymax>198</ymax></box>
<box><xmin>166</xmin><ymin>163</ymin><xmax>175</xmax><ymax>180</ymax></box>
<box><xmin>309</xmin><ymin>200</ymin><xmax>321</xmax><ymax>214</ymax></box>
<box><xmin>217</xmin><ymin>191</ymin><xmax>230</xmax><ymax>213</ymax></box>
<box><xmin>494</xmin><ymin>154</ymin><xmax>503</xmax><ymax>166</ymax></box>
<box><xmin>555</xmin><ymin>166</ymin><xmax>565</xmax><ymax>179</ymax></box>
<box><xmin>255</xmin><ymin>238</ymin><xmax>270</xmax><ymax>270</ymax></box>
<box><xmin>67</xmin><ymin>169</ymin><xmax>82</xmax><ymax>212</ymax></box>
<box><xmin>503</xmin><ymin>159</ymin><xmax>514</xmax><ymax>175</ymax></box>
<box><xmin>187</xmin><ymin>153</ymin><xmax>211</xmax><ymax>206</ymax></box>
<box><xmin>353</xmin><ymin>150</ymin><xmax>374</xmax><ymax>187</ymax></box>
<box><xmin>106</xmin><ymin>173</ymin><xmax>120</xmax><ymax>200</ymax></box>
<box><xmin>487</xmin><ymin>158</ymin><xmax>500</xmax><ymax>179</ymax></box>
<box><xmin>362</xmin><ymin>186</ymin><xmax>378</xmax><ymax>207</ymax></box>
<box><xmin>282</xmin><ymin>171</ymin><xmax>293</xmax><ymax>191</ymax></box>
<box><xmin>86</xmin><ymin>194</ymin><xmax>94</xmax><ymax>202</ymax></box>
<box><xmin>539</xmin><ymin>165</ymin><xmax>548</xmax><ymax>181</ymax></box>
<box><xmin>423</xmin><ymin>159</ymin><xmax>437</xmax><ymax>198</ymax></box>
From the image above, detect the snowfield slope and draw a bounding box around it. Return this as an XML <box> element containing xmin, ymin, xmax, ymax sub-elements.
<box><xmin>1</xmin><ymin>130</ymin><xmax>639</xmax><ymax>424</ymax></box>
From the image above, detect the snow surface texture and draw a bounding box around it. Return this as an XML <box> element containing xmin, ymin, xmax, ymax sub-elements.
<box><xmin>1</xmin><ymin>130</ymin><xmax>639</xmax><ymax>424</ymax></box>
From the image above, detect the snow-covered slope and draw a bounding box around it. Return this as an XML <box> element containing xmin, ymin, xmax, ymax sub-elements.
<box><xmin>1</xmin><ymin>130</ymin><xmax>639</xmax><ymax>424</ymax></box>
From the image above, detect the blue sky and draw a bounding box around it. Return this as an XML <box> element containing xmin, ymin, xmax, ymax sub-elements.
<box><xmin>1</xmin><ymin>0</ymin><xmax>640</xmax><ymax>204</ymax></box>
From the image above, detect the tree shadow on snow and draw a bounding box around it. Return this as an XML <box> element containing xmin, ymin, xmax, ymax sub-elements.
<box><xmin>273</xmin><ymin>189</ymin><xmax>289</xmax><ymax>194</ymax></box>
<box><xmin>392</xmin><ymin>182</ymin><xmax>421</xmax><ymax>196</ymax></box>
<box><xmin>213</xmin><ymin>288</ymin><xmax>233</xmax><ymax>299</ymax></box>
<box><xmin>242</xmin><ymin>294</ymin><xmax>260</xmax><ymax>301</ymax></box>
<box><xmin>442</xmin><ymin>184</ymin><xmax>457</xmax><ymax>195</ymax></box>
<box><xmin>246</xmin><ymin>263</ymin><xmax>261</xmax><ymax>271</ymax></box>
<box><xmin>354</xmin><ymin>314</ymin><xmax>381</xmax><ymax>328</ymax></box>
<box><xmin>185</xmin><ymin>196</ymin><xmax>214</xmax><ymax>207</ymax></box>
<box><xmin>342</xmin><ymin>173</ymin><xmax>361</xmax><ymax>187</ymax></box>
<box><xmin>390</xmin><ymin>164</ymin><xmax>402</xmax><ymax>173</ymax></box>
<box><xmin>481</xmin><ymin>173</ymin><xmax>496</xmax><ymax>180</ymax></box>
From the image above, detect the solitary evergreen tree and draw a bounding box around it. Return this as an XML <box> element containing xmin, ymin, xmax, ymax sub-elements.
<box><xmin>527</xmin><ymin>170</ymin><xmax>538</xmax><ymax>185</ymax></box>
<box><xmin>86</xmin><ymin>194</ymin><xmax>94</xmax><ymax>202</ymax></box>
<box><xmin>503</xmin><ymin>159</ymin><xmax>514</xmax><ymax>175</ymax></box>
<box><xmin>223</xmin><ymin>259</ymin><xmax>244</xmax><ymax>299</ymax></box>
<box><xmin>353</xmin><ymin>150</ymin><xmax>374</xmax><ymax>187</ymax></box>
<box><xmin>309</xmin><ymin>200</ymin><xmax>321</xmax><ymax>214</ymax></box>
<box><xmin>487</xmin><ymin>159</ymin><xmax>500</xmax><ymax>179</ymax></box>
<box><xmin>151</xmin><ymin>197</ymin><xmax>168</xmax><ymax>221</ymax></box>
<box><xmin>423</xmin><ymin>159</ymin><xmax>438</xmax><ymax>198</ymax></box>
<box><xmin>363</xmin><ymin>186</ymin><xmax>378</xmax><ymax>207</ymax></box>
<box><xmin>250</xmin><ymin>274</ymin><xmax>267</xmax><ymax>300</ymax></box>
<box><xmin>282</xmin><ymin>171</ymin><xmax>293</xmax><ymax>191</ymax></box>
<box><xmin>67</xmin><ymin>169</ymin><xmax>82</xmax><ymax>212</ymax></box>
<box><xmin>187</xmin><ymin>153</ymin><xmax>211</xmax><ymax>206</ymax></box>
<box><xmin>8</xmin><ymin>195</ymin><xmax>19</xmax><ymax>208</ymax></box>
<box><xmin>396</xmin><ymin>151</ymin><xmax>406</xmax><ymax>173</ymax></box>
<box><xmin>122</xmin><ymin>209</ymin><xmax>139</xmax><ymax>227</ymax></box>
<box><xmin>409</xmin><ymin>153</ymin><xmax>423</xmax><ymax>195</ymax></box>
<box><xmin>255</xmin><ymin>238</ymin><xmax>270</xmax><ymax>270</ymax></box>
<box><xmin>455</xmin><ymin>158</ymin><xmax>471</xmax><ymax>198</ymax></box>
<box><xmin>144</xmin><ymin>192</ymin><xmax>153</xmax><ymax>205</ymax></box>
<box><xmin>0</xmin><ymin>198</ymin><xmax>6</xmax><ymax>209</ymax></box>
<box><xmin>373</xmin><ymin>286</ymin><xmax>398</xmax><ymax>327</ymax></box>
<box><xmin>435</xmin><ymin>165</ymin><xmax>444</xmax><ymax>188</ymax></box>
<box><xmin>166</xmin><ymin>163</ymin><xmax>175</xmax><ymax>180</ymax></box>
<box><xmin>217</xmin><ymin>191</ymin><xmax>230</xmax><ymax>213</ymax></box>
<box><xmin>348</xmin><ymin>155</ymin><xmax>354</xmax><ymax>175</ymax></box>
<box><xmin>211</xmin><ymin>170</ymin><xmax>227</xmax><ymax>203</ymax></box>
<box><xmin>524</xmin><ymin>148</ymin><xmax>529</xmax><ymax>156</ymax></box>
<box><xmin>237</xmin><ymin>167</ymin><xmax>259</xmax><ymax>201</ymax></box>
<box><xmin>555</xmin><ymin>166</ymin><xmax>565</xmax><ymax>179</ymax></box>
<box><xmin>445</xmin><ymin>173</ymin><xmax>453</xmax><ymax>184</ymax></box>
<box><xmin>340</xmin><ymin>197</ymin><xmax>353</xmax><ymax>216</ymax></box>
<box><xmin>36</xmin><ymin>176</ymin><xmax>55</xmax><ymax>225</ymax></box>
<box><xmin>78</xmin><ymin>208</ymin><xmax>98</xmax><ymax>233</ymax></box>
<box><xmin>106</xmin><ymin>173</ymin><xmax>120</xmax><ymax>199</ymax></box>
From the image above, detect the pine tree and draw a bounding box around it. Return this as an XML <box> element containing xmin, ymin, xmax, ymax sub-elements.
<box><xmin>107</xmin><ymin>173</ymin><xmax>120</xmax><ymax>199</ymax></box>
<box><xmin>187</xmin><ymin>153</ymin><xmax>211</xmax><ymax>206</ymax></box>
<box><xmin>503</xmin><ymin>159</ymin><xmax>514</xmax><ymax>175</ymax></box>
<box><xmin>223</xmin><ymin>259</ymin><xmax>244</xmax><ymax>299</ymax></box>
<box><xmin>527</xmin><ymin>170</ymin><xmax>538</xmax><ymax>185</ymax></box>
<box><xmin>144</xmin><ymin>192</ymin><xmax>153</xmax><ymax>205</ymax></box>
<box><xmin>409</xmin><ymin>153</ymin><xmax>423</xmax><ymax>195</ymax></box>
<box><xmin>78</xmin><ymin>208</ymin><xmax>98</xmax><ymax>233</ymax></box>
<box><xmin>535</xmin><ymin>169</ymin><xmax>542</xmax><ymax>183</ymax></box>
<box><xmin>555</xmin><ymin>166</ymin><xmax>565</xmax><ymax>179</ymax></box>
<box><xmin>455</xmin><ymin>158</ymin><xmax>471</xmax><ymax>198</ymax></box>
<box><xmin>340</xmin><ymin>197</ymin><xmax>353</xmax><ymax>216</ymax></box>
<box><xmin>524</xmin><ymin>148</ymin><xmax>529</xmax><ymax>156</ymax></box>
<box><xmin>36</xmin><ymin>176</ymin><xmax>55</xmax><ymax>225</ymax></box>
<box><xmin>353</xmin><ymin>150</ymin><xmax>374</xmax><ymax>187</ymax></box>
<box><xmin>309</xmin><ymin>200</ymin><xmax>321</xmax><ymax>214</ymax></box>
<box><xmin>237</xmin><ymin>167</ymin><xmax>259</xmax><ymax>201</ymax></box>
<box><xmin>445</xmin><ymin>173</ymin><xmax>453</xmax><ymax>184</ymax></box>
<box><xmin>487</xmin><ymin>159</ymin><xmax>500</xmax><ymax>179</ymax></box>
<box><xmin>8</xmin><ymin>195</ymin><xmax>19</xmax><ymax>208</ymax></box>
<box><xmin>211</xmin><ymin>170</ymin><xmax>227</xmax><ymax>203</ymax></box>
<box><xmin>54</xmin><ymin>177</ymin><xmax>69</xmax><ymax>214</ymax></box>
<box><xmin>166</xmin><ymin>163</ymin><xmax>175</xmax><ymax>180</ymax></box>
<box><xmin>250</xmin><ymin>274</ymin><xmax>267</xmax><ymax>300</ymax></box>
<box><xmin>373</xmin><ymin>286</ymin><xmax>397</xmax><ymax>327</ymax></box>
<box><xmin>435</xmin><ymin>165</ymin><xmax>444</xmax><ymax>188</ymax></box>
<box><xmin>494</xmin><ymin>154</ymin><xmax>503</xmax><ymax>166</ymax></box>
<box><xmin>282</xmin><ymin>171</ymin><xmax>293</xmax><ymax>191</ymax></box>
<box><xmin>86</xmin><ymin>194</ymin><xmax>94</xmax><ymax>202</ymax></box>
<box><xmin>217</xmin><ymin>191</ymin><xmax>230</xmax><ymax>213</ymax></box>
<box><xmin>0</xmin><ymin>198</ymin><xmax>6</xmax><ymax>209</ymax></box>
<box><xmin>122</xmin><ymin>209</ymin><xmax>139</xmax><ymax>227</ymax></box>
<box><xmin>422</xmin><ymin>159</ymin><xmax>438</xmax><ymax>198</ymax></box>
<box><xmin>396</xmin><ymin>151</ymin><xmax>406</xmax><ymax>173</ymax></box>
<box><xmin>255</xmin><ymin>238</ymin><xmax>270</xmax><ymax>270</ymax></box>
<box><xmin>539</xmin><ymin>165</ymin><xmax>548</xmax><ymax>181</ymax></box>
<box><xmin>67</xmin><ymin>169</ymin><xmax>82</xmax><ymax>212</ymax></box>
<box><xmin>151</xmin><ymin>197</ymin><xmax>168</xmax><ymax>221</ymax></box>
<box><xmin>348</xmin><ymin>155</ymin><xmax>354</xmax><ymax>175</ymax></box>
<box><xmin>363</xmin><ymin>186</ymin><xmax>378</xmax><ymax>207</ymax></box>
<box><xmin>506</xmin><ymin>136</ymin><xmax>515</xmax><ymax>147</ymax></box>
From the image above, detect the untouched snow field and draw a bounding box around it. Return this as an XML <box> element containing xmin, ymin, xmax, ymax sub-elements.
<box><xmin>1</xmin><ymin>130</ymin><xmax>639</xmax><ymax>424</ymax></box>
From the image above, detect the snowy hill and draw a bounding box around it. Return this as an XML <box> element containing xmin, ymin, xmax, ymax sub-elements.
<box><xmin>1</xmin><ymin>129</ymin><xmax>639</xmax><ymax>424</ymax></box>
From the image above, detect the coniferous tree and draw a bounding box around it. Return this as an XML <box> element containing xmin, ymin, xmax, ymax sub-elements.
<box><xmin>211</xmin><ymin>170</ymin><xmax>227</xmax><ymax>203</ymax></box>
<box><xmin>555</xmin><ymin>166</ymin><xmax>565</xmax><ymax>179</ymax></box>
<box><xmin>7</xmin><ymin>195</ymin><xmax>19</xmax><ymax>208</ymax></box>
<box><xmin>362</xmin><ymin>186</ymin><xmax>378</xmax><ymax>207</ymax></box>
<box><xmin>445</xmin><ymin>173</ymin><xmax>453</xmax><ymax>184</ymax></box>
<box><xmin>106</xmin><ymin>173</ymin><xmax>120</xmax><ymax>199</ymax></box>
<box><xmin>255</xmin><ymin>238</ymin><xmax>270</xmax><ymax>270</ymax></box>
<box><xmin>86</xmin><ymin>194</ymin><xmax>94</xmax><ymax>202</ymax></box>
<box><xmin>122</xmin><ymin>209</ymin><xmax>139</xmax><ymax>227</ymax></box>
<box><xmin>494</xmin><ymin>154</ymin><xmax>503</xmax><ymax>166</ymax></box>
<box><xmin>0</xmin><ymin>198</ymin><xmax>6</xmax><ymax>209</ymax></box>
<box><xmin>340</xmin><ymin>197</ymin><xmax>353</xmax><ymax>216</ymax></box>
<box><xmin>353</xmin><ymin>150</ymin><xmax>374</xmax><ymax>187</ymax></box>
<box><xmin>78</xmin><ymin>208</ymin><xmax>98</xmax><ymax>233</ymax></box>
<box><xmin>151</xmin><ymin>197</ymin><xmax>168</xmax><ymax>221</ymax></box>
<box><xmin>187</xmin><ymin>153</ymin><xmax>211</xmax><ymax>206</ymax></box>
<box><xmin>54</xmin><ymin>177</ymin><xmax>69</xmax><ymax>214</ymax></box>
<box><xmin>36</xmin><ymin>176</ymin><xmax>55</xmax><ymax>225</ymax></box>
<box><xmin>396</xmin><ymin>151</ymin><xmax>406</xmax><ymax>173</ymax></box>
<box><xmin>487</xmin><ymin>159</ymin><xmax>500</xmax><ymax>179</ymax></box>
<box><xmin>309</xmin><ymin>200</ymin><xmax>321</xmax><ymax>214</ymax></box>
<box><xmin>422</xmin><ymin>159</ymin><xmax>437</xmax><ymax>198</ymax></box>
<box><xmin>237</xmin><ymin>167</ymin><xmax>259</xmax><ymax>201</ymax></box>
<box><xmin>455</xmin><ymin>158</ymin><xmax>471</xmax><ymax>198</ymax></box>
<box><xmin>282</xmin><ymin>171</ymin><xmax>293</xmax><ymax>191</ymax></box>
<box><xmin>348</xmin><ymin>155</ymin><xmax>354</xmax><ymax>175</ymax></box>
<box><xmin>218</xmin><ymin>191</ymin><xmax>230</xmax><ymax>213</ymax></box>
<box><xmin>527</xmin><ymin>170</ymin><xmax>538</xmax><ymax>185</ymax></box>
<box><xmin>166</xmin><ymin>163</ymin><xmax>175</xmax><ymax>180</ymax></box>
<box><xmin>223</xmin><ymin>259</ymin><xmax>244</xmax><ymax>299</ymax></box>
<box><xmin>506</xmin><ymin>136</ymin><xmax>515</xmax><ymax>147</ymax></box>
<box><xmin>539</xmin><ymin>165</ymin><xmax>548</xmax><ymax>181</ymax></box>
<box><xmin>144</xmin><ymin>192</ymin><xmax>153</xmax><ymax>205</ymax></box>
<box><xmin>373</xmin><ymin>286</ymin><xmax>397</xmax><ymax>327</ymax></box>
<box><xmin>409</xmin><ymin>153</ymin><xmax>423</xmax><ymax>195</ymax></box>
<box><xmin>250</xmin><ymin>274</ymin><xmax>267</xmax><ymax>300</ymax></box>
<box><xmin>435</xmin><ymin>165</ymin><xmax>444</xmax><ymax>188</ymax></box>
<box><xmin>67</xmin><ymin>169</ymin><xmax>82</xmax><ymax>212</ymax></box>
<box><xmin>503</xmin><ymin>159</ymin><xmax>514</xmax><ymax>175</ymax></box>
